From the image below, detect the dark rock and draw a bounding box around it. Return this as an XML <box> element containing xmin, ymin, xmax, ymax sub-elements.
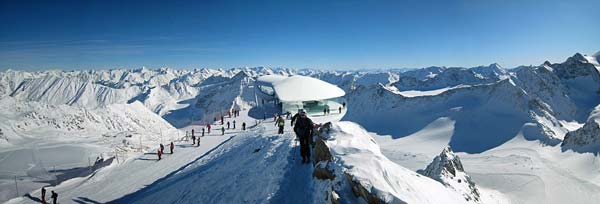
<box><xmin>313</xmin><ymin>161</ymin><xmax>335</xmax><ymax>180</ymax></box>
<box><xmin>345</xmin><ymin>173</ymin><xmax>393</xmax><ymax>204</ymax></box>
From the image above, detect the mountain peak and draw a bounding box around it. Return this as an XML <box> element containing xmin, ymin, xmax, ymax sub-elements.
<box><xmin>419</xmin><ymin>147</ymin><xmax>481</xmax><ymax>203</ymax></box>
<box><xmin>543</xmin><ymin>61</ymin><xmax>552</xmax><ymax>66</ymax></box>
<box><xmin>572</xmin><ymin>53</ymin><xmax>587</xmax><ymax>61</ymax></box>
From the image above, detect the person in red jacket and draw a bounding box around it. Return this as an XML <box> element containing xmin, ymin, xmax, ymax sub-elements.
<box><xmin>170</xmin><ymin>142</ymin><xmax>174</xmax><ymax>154</ymax></box>
<box><xmin>157</xmin><ymin>148</ymin><xmax>162</xmax><ymax>160</ymax></box>
<box><xmin>207</xmin><ymin>124</ymin><xmax>211</xmax><ymax>134</ymax></box>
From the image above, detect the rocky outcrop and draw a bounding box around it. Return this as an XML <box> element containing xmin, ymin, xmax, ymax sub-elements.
<box><xmin>562</xmin><ymin>105</ymin><xmax>600</xmax><ymax>151</ymax></box>
<box><xmin>313</xmin><ymin>138</ymin><xmax>335</xmax><ymax>180</ymax></box>
<box><xmin>345</xmin><ymin>173</ymin><xmax>391</xmax><ymax>204</ymax></box>
<box><xmin>418</xmin><ymin>147</ymin><xmax>481</xmax><ymax>203</ymax></box>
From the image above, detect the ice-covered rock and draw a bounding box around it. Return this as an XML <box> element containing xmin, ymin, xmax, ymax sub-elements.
<box><xmin>550</xmin><ymin>53</ymin><xmax>600</xmax><ymax>80</ymax></box>
<box><xmin>562</xmin><ymin>105</ymin><xmax>600</xmax><ymax>152</ymax></box>
<box><xmin>418</xmin><ymin>147</ymin><xmax>481</xmax><ymax>203</ymax></box>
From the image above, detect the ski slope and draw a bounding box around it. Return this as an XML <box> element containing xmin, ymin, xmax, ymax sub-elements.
<box><xmin>5</xmin><ymin>111</ymin><xmax>258</xmax><ymax>204</ymax></box>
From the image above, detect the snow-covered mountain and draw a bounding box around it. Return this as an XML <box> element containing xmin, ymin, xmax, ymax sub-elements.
<box><xmin>341</xmin><ymin>52</ymin><xmax>600</xmax><ymax>153</ymax></box>
<box><xmin>1</xmin><ymin>51</ymin><xmax>600</xmax><ymax>204</ymax></box>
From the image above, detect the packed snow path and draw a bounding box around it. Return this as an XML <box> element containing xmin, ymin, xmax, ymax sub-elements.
<box><xmin>6</xmin><ymin>112</ymin><xmax>336</xmax><ymax>204</ymax></box>
<box><xmin>111</xmin><ymin>120</ymin><xmax>320</xmax><ymax>203</ymax></box>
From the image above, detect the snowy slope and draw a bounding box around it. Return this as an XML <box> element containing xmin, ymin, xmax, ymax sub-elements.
<box><xmin>322</xmin><ymin>122</ymin><xmax>471</xmax><ymax>204</ymax></box>
<box><xmin>0</xmin><ymin>97</ymin><xmax>181</xmax><ymax>203</ymax></box>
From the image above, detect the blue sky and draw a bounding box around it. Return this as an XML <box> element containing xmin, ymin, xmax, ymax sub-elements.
<box><xmin>1</xmin><ymin>0</ymin><xmax>599</xmax><ymax>70</ymax></box>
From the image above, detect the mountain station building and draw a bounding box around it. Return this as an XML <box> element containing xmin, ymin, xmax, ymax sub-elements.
<box><xmin>255</xmin><ymin>75</ymin><xmax>346</xmax><ymax>116</ymax></box>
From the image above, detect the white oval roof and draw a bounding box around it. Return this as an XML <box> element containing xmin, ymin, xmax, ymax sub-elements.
<box><xmin>256</xmin><ymin>75</ymin><xmax>287</xmax><ymax>84</ymax></box>
<box><xmin>258</xmin><ymin>75</ymin><xmax>345</xmax><ymax>102</ymax></box>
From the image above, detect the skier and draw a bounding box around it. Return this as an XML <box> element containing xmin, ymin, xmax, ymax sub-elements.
<box><xmin>343</xmin><ymin>102</ymin><xmax>346</xmax><ymax>108</ymax></box>
<box><xmin>191</xmin><ymin>129</ymin><xmax>196</xmax><ymax>145</ymax></box>
<box><xmin>50</xmin><ymin>190</ymin><xmax>58</xmax><ymax>204</ymax></box>
<box><xmin>197</xmin><ymin>136</ymin><xmax>201</xmax><ymax>146</ymax></box>
<box><xmin>323</xmin><ymin>108</ymin><xmax>327</xmax><ymax>115</ymax></box>
<box><xmin>227</xmin><ymin>121</ymin><xmax>230</xmax><ymax>129</ymax></box>
<box><xmin>41</xmin><ymin>187</ymin><xmax>46</xmax><ymax>204</ymax></box>
<box><xmin>221</xmin><ymin>126</ymin><xmax>225</xmax><ymax>135</ymax></box>
<box><xmin>157</xmin><ymin>148</ymin><xmax>162</xmax><ymax>160</ymax></box>
<box><xmin>201</xmin><ymin>128</ymin><xmax>205</xmax><ymax>137</ymax></box>
<box><xmin>233</xmin><ymin>120</ymin><xmax>236</xmax><ymax>129</ymax></box>
<box><xmin>242</xmin><ymin>122</ymin><xmax>246</xmax><ymax>130</ymax></box>
<box><xmin>294</xmin><ymin>110</ymin><xmax>314</xmax><ymax>163</ymax></box>
<box><xmin>339</xmin><ymin>106</ymin><xmax>342</xmax><ymax>114</ymax></box>
<box><xmin>276</xmin><ymin>116</ymin><xmax>285</xmax><ymax>134</ymax></box>
<box><xmin>170</xmin><ymin>142</ymin><xmax>174</xmax><ymax>154</ymax></box>
<box><xmin>221</xmin><ymin>116</ymin><xmax>224</xmax><ymax>125</ymax></box>
<box><xmin>160</xmin><ymin>144</ymin><xmax>165</xmax><ymax>153</ymax></box>
<box><xmin>207</xmin><ymin>124</ymin><xmax>211</xmax><ymax>134</ymax></box>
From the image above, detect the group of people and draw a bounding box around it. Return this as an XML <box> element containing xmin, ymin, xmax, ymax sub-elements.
<box><xmin>229</xmin><ymin>109</ymin><xmax>241</xmax><ymax>118</ymax></box>
<box><xmin>40</xmin><ymin>187</ymin><xmax>58</xmax><ymax>204</ymax></box>
<box><xmin>190</xmin><ymin>129</ymin><xmax>202</xmax><ymax>146</ymax></box>
<box><xmin>323</xmin><ymin>104</ymin><xmax>345</xmax><ymax>115</ymax></box>
<box><xmin>157</xmin><ymin>142</ymin><xmax>175</xmax><ymax>160</ymax></box>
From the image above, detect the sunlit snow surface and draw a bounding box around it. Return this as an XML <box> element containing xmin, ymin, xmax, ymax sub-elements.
<box><xmin>2</xmin><ymin>51</ymin><xmax>600</xmax><ymax>204</ymax></box>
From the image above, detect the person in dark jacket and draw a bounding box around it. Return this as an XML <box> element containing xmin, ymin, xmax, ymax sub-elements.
<box><xmin>191</xmin><ymin>129</ymin><xmax>196</xmax><ymax>145</ymax></box>
<box><xmin>221</xmin><ymin>126</ymin><xmax>225</xmax><ymax>135</ymax></box>
<box><xmin>170</xmin><ymin>142</ymin><xmax>174</xmax><ymax>154</ymax></box>
<box><xmin>227</xmin><ymin>121</ymin><xmax>230</xmax><ymax>129</ymax></box>
<box><xmin>51</xmin><ymin>191</ymin><xmax>58</xmax><ymax>204</ymax></box>
<box><xmin>338</xmin><ymin>106</ymin><xmax>342</xmax><ymax>114</ymax></box>
<box><xmin>160</xmin><ymin>144</ymin><xmax>165</xmax><ymax>153</ymax></box>
<box><xmin>201</xmin><ymin>128</ymin><xmax>205</xmax><ymax>137</ymax></box>
<box><xmin>41</xmin><ymin>187</ymin><xmax>46</xmax><ymax>204</ymax></box>
<box><xmin>291</xmin><ymin>112</ymin><xmax>300</xmax><ymax>127</ymax></box>
<box><xmin>242</xmin><ymin>122</ymin><xmax>246</xmax><ymax>130</ymax></box>
<box><xmin>294</xmin><ymin>109</ymin><xmax>314</xmax><ymax>163</ymax></box>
